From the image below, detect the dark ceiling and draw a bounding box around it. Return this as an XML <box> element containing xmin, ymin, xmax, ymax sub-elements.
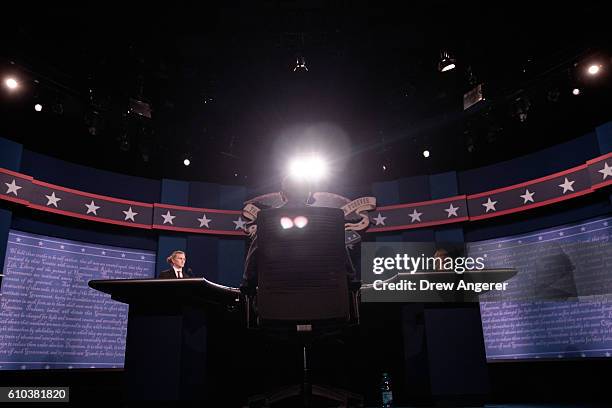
<box><xmin>0</xmin><ymin>2</ymin><xmax>611</xmax><ymax>190</ymax></box>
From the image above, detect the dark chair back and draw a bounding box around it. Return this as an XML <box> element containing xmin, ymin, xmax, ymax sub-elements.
<box><xmin>256</xmin><ymin>206</ymin><xmax>349</xmax><ymax>322</ymax></box>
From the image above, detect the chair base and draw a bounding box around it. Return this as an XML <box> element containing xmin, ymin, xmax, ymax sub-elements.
<box><xmin>246</xmin><ymin>383</ymin><xmax>364</xmax><ymax>407</ymax></box>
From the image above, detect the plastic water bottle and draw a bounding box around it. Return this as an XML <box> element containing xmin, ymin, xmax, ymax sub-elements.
<box><xmin>380</xmin><ymin>372</ymin><xmax>393</xmax><ymax>407</ymax></box>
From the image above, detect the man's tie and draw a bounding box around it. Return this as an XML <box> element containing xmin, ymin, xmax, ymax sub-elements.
<box><xmin>177</xmin><ymin>270</ymin><xmax>183</xmax><ymax>279</ymax></box>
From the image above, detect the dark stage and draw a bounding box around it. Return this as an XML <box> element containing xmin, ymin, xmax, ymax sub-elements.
<box><xmin>1</xmin><ymin>2</ymin><xmax>612</xmax><ymax>407</ymax></box>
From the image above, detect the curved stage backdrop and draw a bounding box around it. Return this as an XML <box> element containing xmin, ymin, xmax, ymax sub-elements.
<box><xmin>0</xmin><ymin>121</ymin><xmax>611</xmax><ymax>370</ymax></box>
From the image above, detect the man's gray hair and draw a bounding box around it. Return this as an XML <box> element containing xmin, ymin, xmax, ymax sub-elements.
<box><xmin>166</xmin><ymin>250</ymin><xmax>185</xmax><ymax>265</ymax></box>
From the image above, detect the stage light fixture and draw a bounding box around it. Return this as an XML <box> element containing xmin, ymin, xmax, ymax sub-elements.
<box><xmin>423</xmin><ymin>150</ymin><xmax>430</xmax><ymax>158</ymax></box>
<box><xmin>587</xmin><ymin>64</ymin><xmax>601</xmax><ymax>75</ymax></box>
<box><xmin>34</xmin><ymin>104</ymin><xmax>43</xmax><ymax>112</ymax></box>
<box><xmin>294</xmin><ymin>216</ymin><xmax>308</xmax><ymax>229</ymax></box>
<box><xmin>438</xmin><ymin>50</ymin><xmax>456</xmax><ymax>73</ymax></box>
<box><xmin>572</xmin><ymin>88</ymin><xmax>581</xmax><ymax>96</ymax></box>
<box><xmin>546</xmin><ymin>88</ymin><xmax>560</xmax><ymax>103</ymax></box>
<box><xmin>4</xmin><ymin>77</ymin><xmax>18</xmax><ymax>90</ymax></box>
<box><xmin>294</xmin><ymin>56</ymin><xmax>308</xmax><ymax>72</ymax></box>
<box><xmin>513</xmin><ymin>97</ymin><xmax>531</xmax><ymax>122</ymax></box>
<box><xmin>466</xmin><ymin>137</ymin><xmax>476</xmax><ymax>153</ymax></box>
<box><xmin>280</xmin><ymin>217</ymin><xmax>294</xmax><ymax>229</ymax></box>
<box><xmin>309</xmin><ymin>157</ymin><xmax>326</xmax><ymax>180</ymax></box>
<box><xmin>183</xmin><ymin>159</ymin><xmax>191</xmax><ymax>166</ymax></box>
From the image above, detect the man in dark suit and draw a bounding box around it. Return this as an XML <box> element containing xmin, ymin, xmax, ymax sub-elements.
<box><xmin>159</xmin><ymin>250</ymin><xmax>191</xmax><ymax>279</ymax></box>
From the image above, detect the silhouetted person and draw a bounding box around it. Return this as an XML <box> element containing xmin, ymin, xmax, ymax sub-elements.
<box><xmin>241</xmin><ymin>176</ymin><xmax>356</xmax><ymax>288</ymax></box>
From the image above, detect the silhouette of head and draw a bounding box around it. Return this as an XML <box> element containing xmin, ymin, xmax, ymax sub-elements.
<box><xmin>280</xmin><ymin>177</ymin><xmax>312</xmax><ymax>207</ymax></box>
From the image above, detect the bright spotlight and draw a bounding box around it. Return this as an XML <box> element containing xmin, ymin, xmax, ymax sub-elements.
<box><xmin>288</xmin><ymin>156</ymin><xmax>327</xmax><ymax>181</ymax></box>
<box><xmin>587</xmin><ymin>64</ymin><xmax>600</xmax><ymax>75</ymax></box>
<box><xmin>183</xmin><ymin>159</ymin><xmax>191</xmax><ymax>166</ymax></box>
<box><xmin>4</xmin><ymin>78</ymin><xmax>18</xmax><ymax>90</ymax></box>
<box><xmin>294</xmin><ymin>216</ymin><xmax>308</xmax><ymax>228</ymax></box>
<box><xmin>280</xmin><ymin>217</ymin><xmax>294</xmax><ymax>229</ymax></box>
<box><xmin>309</xmin><ymin>157</ymin><xmax>326</xmax><ymax>180</ymax></box>
<box><xmin>441</xmin><ymin>63</ymin><xmax>455</xmax><ymax>72</ymax></box>
<box><xmin>34</xmin><ymin>103</ymin><xmax>43</xmax><ymax>112</ymax></box>
<box><xmin>572</xmin><ymin>88</ymin><xmax>581</xmax><ymax>96</ymax></box>
<box><xmin>289</xmin><ymin>159</ymin><xmax>308</xmax><ymax>180</ymax></box>
<box><xmin>423</xmin><ymin>150</ymin><xmax>430</xmax><ymax>158</ymax></box>
<box><xmin>438</xmin><ymin>50</ymin><xmax>456</xmax><ymax>73</ymax></box>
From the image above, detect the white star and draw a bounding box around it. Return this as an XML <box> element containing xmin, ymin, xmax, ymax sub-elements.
<box><xmin>444</xmin><ymin>204</ymin><xmax>459</xmax><ymax>218</ymax></box>
<box><xmin>123</xmin><ymin>207</ymin><xmax>138</xmax><ymax>222</ymax></box>
<box><xmin>408</xmin><ymin>209</ymin><xmax>422</xmax><ymax>223</ymax></box>
<box><xmin>538</xmin><ymin>236</ymin><xmax>542</xmax><ymax>240</ymax></box>
<box><xmin>606</xmin><ymin>352</ymin><xmax>610</xmax><ymax>357</ymax></box>
<box><xmin>38</xmin><ymin>241</ymin><xmax>43</xmax><ymax>246</ymax></box>
<box><xmin>60</xmin><ymin>245</ymin><xmax>64</xmax><ymax>249</ymax></box>
<box><xmin>581</xmin><ymin>227</ymin><xmax>586</xmax><ymax>232</ymax></box>
<box><xmin>482</xmin><ymin>198</ymin><xmax>497</xmax><ymax>213</ymax></box>
<box><xmin>373</xmin><ymin>213</ymin><xmax>386</xmax><ymax>226</ymax></box>
<box><xmin>16</xmin><ymin>238</ymin><xmax>21</xmax><ymax>242</ymax></box>
<box><xmin>140</xmin><ymin>256</ymin><xmax>145</xmax><ymax>260</ymax></box>
<box><xmin>559</xmin><ymin>231</ymin><xmax>564</xmax><ymax>236</ymax></box>
<box><xmin>233</xmin><ymin>217</ymin><xmax>247</xmax><ymax>230</ymax></box>
<box><xmin>520</xmin><ymin>189</ymin><xmax>535</xmax><ymax>204</ymax></box>
<box><xmin>81</xmin><ymin>248</ymin><xmax>85</xmax><ymax>252</ymax></box>
<box><xmin>161</xmin><ymin>210</ymin><xmax>176</xmax><ymax>225</ymax></box>
<box><xmin>558</xmin><ymin>177</ymin><xmax>575</xmax><ymax>194</ymax></box>
<box><xmin>85</xmin><ymin>200</ymin><xmax>100</xmax><ymax>215</ymax></box>
<box><xmin>121</xmin><ymin>253</ymin><xmax>125</xmax><ymax>258</ymax></box>
<box><xmin>45</xmin><ymin>192</ymin><xmax>61</xmax><ymax>207</ymax></box>
<box><xmin>197</xmin><ymin>213</ymin><xmax>212</xmax><ymax>228</ymax></box>
<box><xmin>102</xmin><ymin>251</ymin><xmax>106</xmax><ymax>255</ymax></box>
<box><xmin>598</xmin><ymin>162</ymin><xmax>612</xmax><ymax>180</ymax></box>
<box><xmin>4</xmin><ymin>179</ymin><xmax>22</xmax><ymax>196</ymax></box>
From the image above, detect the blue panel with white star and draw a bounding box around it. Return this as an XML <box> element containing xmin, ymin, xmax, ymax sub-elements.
<box><xmin>0</xmin><ymin>168</ymin><xmax>32</xmax><ymax>206</ymax></box>
<box><xmin>152</xmin><ymin>203</ymin><xmax>246</xmax><ymax>236</ymax></box>
<box><xmin>587</xmin><ymin>153</ymin><xmax>612</xmax><ymax>190</ymax></box>
<box><xmin>467</xmin><ymin>164</ymin><xmax>592</xmax><ymax>221</ymax></box>
<box><xmin>367</xmin><ymin>195</ymin><xmax>469</xmax><ymax>232</ymax></box>
<box><xmin>26</xmin><ymin>179</ymin><xmax>153</xmax><ymax>229</ymax></box>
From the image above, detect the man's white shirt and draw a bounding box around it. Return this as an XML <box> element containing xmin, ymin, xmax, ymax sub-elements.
<box><xmin>172</xmin><ymin>266</ymin><xmax>183</xmax><ymax>278</ymax></box>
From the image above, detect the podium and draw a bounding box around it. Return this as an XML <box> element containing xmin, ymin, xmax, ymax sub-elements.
<box><xmin>360</xmin><ymin>269</ymin><xmax>517</xmax><ymax>405</ymax></box>
<box><xmin>88</xmin><ymin>278</ymin><xmax>240</xmax><ymax>401</ymax></box>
